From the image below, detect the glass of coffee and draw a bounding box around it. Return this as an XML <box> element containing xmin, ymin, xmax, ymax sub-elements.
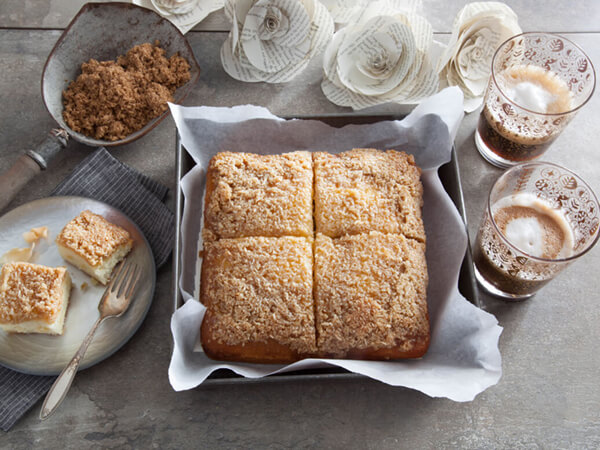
<box><xmin>475</xmin><ymin>32</ymin><xmax>596</xmax><ymax>168</ymax></box>
<box><xmin>473</xmin><ymin>162</ymin><xmax>599</xmax><ymax>300</ymax></box>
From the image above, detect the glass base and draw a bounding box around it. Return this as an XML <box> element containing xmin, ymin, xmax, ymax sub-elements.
<box><xmin>473</xmin><ymin>264</ymin><xmax>536</xmax><ymax>301</ymax></box>
<box><xmin>474</xmin><ymin>129</ymin><xmax>519</xmax><ymax>169</ymax></box>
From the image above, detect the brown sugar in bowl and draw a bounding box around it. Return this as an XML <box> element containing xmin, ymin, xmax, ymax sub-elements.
<box><xmin>41</xmin><ymin>2</ymin><xmax>200</xmax><ymax>147</ymax></box>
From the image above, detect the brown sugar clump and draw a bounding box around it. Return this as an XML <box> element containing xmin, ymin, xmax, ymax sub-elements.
<box><xmin>62</xmin><ymin>41</ymin><xmax>191</xmax><ymax>141</ymax></box>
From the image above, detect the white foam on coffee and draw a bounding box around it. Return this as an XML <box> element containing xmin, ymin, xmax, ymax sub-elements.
<box><xmin>492</xmin><ymin>193</ymin><xmax>574</xmax><ymax>258</ymax></box>
<box><xmin>484</xmin><ymin>65</ymin><xmax>575</xmax><ymax>145</ymax></box>
<box><xmin>500</xmin><ymin>65</ymin><xmax>573</xmax><ymax>114</ymax></box>
<box><xmin>506</xmin><ymin>81</ymin><xmax>556</xmax><ymax>113</ymax></box>
<box><xmin>504</xmin><ymin>217</ymin><xmax>545</xmax><ymax>256</ymax></box>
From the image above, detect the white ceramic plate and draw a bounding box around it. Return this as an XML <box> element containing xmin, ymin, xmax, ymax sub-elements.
<box><xmin>0</xmin><ymin>196</ymin><xmax>155</xmax><ymax>375</ymax></box>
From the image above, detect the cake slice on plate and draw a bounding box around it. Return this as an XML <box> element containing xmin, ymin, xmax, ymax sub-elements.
<box><xmin>56</xmin><ymin>210</ymin><xmax>133</xmax><ymax>284</ymax></box>
<box><xmin>0</xmin><ymin>262</ymin><xmax>72</xmax><ymax>335</ymax></box>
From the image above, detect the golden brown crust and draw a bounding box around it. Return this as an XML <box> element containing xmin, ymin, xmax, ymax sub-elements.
<box><xmin>314</xmin><ymin>232</ymin><xmax>429</xmax><ymax>359</ymax></box>
<box><xmin>202</xmin><ymin>165</ymin><xmax>218</xmax><ymax>242</ymax></box>
<box><xmin>314</xmin><ymin>149</ymin><xmax>425</xmax><ymax>242</ymax></box>
<box><xmin>56</xmin><ymin>210</ymin><xmax>132</xmax><ymax>267</ymax></box>
<box><xmin>200</xmin><ymin>236</ymin><xmax>316</xmax><ymax>362</ymax></box>
<box><xmin>201</xmin><ymin>310</ymin><xmax>306</xmax><ymax>363</ymax></box>
<box><xmin>0</xmin><ymin>262</ymin><xmax>69</xmax><ymax>324</ymax></box>
<box><xmin>202</xmin><ymin>151</ymin><xmax>313</xmax><ymax>241</ymax></box>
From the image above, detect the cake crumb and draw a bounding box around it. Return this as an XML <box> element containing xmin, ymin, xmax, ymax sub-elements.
<box><xmin>0</xmin><ymin>226</ymin><xmax>48</xmax><ymax>264</ymax></box>
<box><xmin>23</xmin><ymin>226</ymin><xmax>48</xmax><ymax>243</ymax></box>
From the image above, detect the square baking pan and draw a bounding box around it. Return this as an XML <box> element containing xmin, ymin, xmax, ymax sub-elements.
<box><xmin>172</xmin><ymin>114</ymin><xmax>480</xmax><ymax>385</ymax></box>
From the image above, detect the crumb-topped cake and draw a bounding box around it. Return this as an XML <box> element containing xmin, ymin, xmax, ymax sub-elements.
<box><xmin>0</xmin><ymin>262</ymin><xmax>72</xmax><ymax>335</ymax></box>
<box><xmin>56</xmin><ymin>210</ymin><xmax>133</xmax><ymax>284</ymax></box>
<box><xmin>203</xmin><ymin>151</ymin><xmax>313</xmax><ymax>241</ymax></box>
<box><xmin>201</xmin><ymin>236</ymin><xmax>316</xmax><ymax>363</ymax></box>
<box><xmin>314</xmin><ymin>232</ymin><xmax>429</xmax><ymax>359</ymax></box>
<box><xmin>200</xmin><ymin>149</ymin><xmax>429</xmax><ymax>363</ymax></box>
<box><xmin>314</xmin><ymin>149</ymin><xmax>425</xmax><ymax>242</ymax></box>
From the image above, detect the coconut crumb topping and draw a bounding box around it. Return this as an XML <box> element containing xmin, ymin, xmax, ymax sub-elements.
<box><xmin>203</xmin><ymin>151</ymin><xmax>313</xmax><ymax>241</ymax></box>
<box><xmin>0</xmin><ymin>262</ymin><xmax>67</xmax><ymax>324</ymax></box>
<box><xmin>314</xmin><ymin>232</ymin><xmax>429</xmax><ymax>357</ymax></box>
<box><xmin>314</xmin><ymin>149</ymin><xmax>425</xmax><ymax>242</ymax></box>
<box><xmin>56</xmin><ymin>210</ymin><xmax>132</xmax><ymax>267</ymax></box>
<box><xmin>201</xmin><ymin>236</ymin><xmax>316</xmax><ymax>354</ymax></box>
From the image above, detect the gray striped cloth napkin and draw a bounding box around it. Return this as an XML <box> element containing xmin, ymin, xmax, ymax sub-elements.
<box><xmin>0</xmin><ymin>147</ymin><xmax>173</xmax><ymax>431</ymax></box>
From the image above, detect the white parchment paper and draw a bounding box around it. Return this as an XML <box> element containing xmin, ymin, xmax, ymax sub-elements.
<box><xmin>168</xmin><ymin>87</ymin><xmax>502</xmax><ymax>401</ymax></box>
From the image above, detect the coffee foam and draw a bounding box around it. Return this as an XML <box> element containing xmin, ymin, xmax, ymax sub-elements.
<box><xmin>492</xmin><ymin>193</ymin><xmax>574</xmax><ymax>259</ymax></box>
<box><xmin>501</xmin><ymin>65</ymin><xmax>573</xmax><ymax>114</ymax></box>
<box><xmin>484</xmin><ymin>65</ymin><xmax>574</xmax><ymax>145</ymax></box>
<box><xmin>506</xmin><ymin>81</ymin><xmax>556</xmax><ymax>114</ymax></box>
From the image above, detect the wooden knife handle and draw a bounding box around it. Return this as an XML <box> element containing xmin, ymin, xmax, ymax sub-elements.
<box><xmin>0</xmin><ymin>129</ymin><xmax>69</xmax><ymax>213</ymax></box>
<box><xmin>0</xmin><ymin>154</ymin><xmax>41</xmax><ymax>212</ymax></box>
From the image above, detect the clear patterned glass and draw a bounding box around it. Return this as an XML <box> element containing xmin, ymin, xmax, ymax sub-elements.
<box><xmin>473</xmin><ymin>162</ymin><xmax>599</xmax><ymax>300</ymax></box>
<box><xmin>475</xmin><ymin>32</ymin><xmax>596</xmax><ymax>168</ymax></box>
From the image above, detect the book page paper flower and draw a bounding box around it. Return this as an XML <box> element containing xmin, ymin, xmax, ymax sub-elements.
<box><xmin>133</xmin><ymin>0</ymin><xmax>225</xmax><ymax>33</ymax></box>
<box><xmin>321</xmin><ymin>1</ymin><xmax>439</xmax><ymax>109</ymax></box>
<box><xmin>221</xmin><ymin>0</ymin><xmax>334</xmax><ymax>83</ymax></box>
<box><xmin>437</xmin><ymin>2</ymin><xmax>521</xmax><ymax>112</ymax></box>
<box><xmin>320</xmin><ymin>0</ymin><xmax>421</xmax><ymax>25</ymax></box>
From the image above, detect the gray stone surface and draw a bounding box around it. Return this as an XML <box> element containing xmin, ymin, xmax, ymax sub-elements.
<box><xmin>0</xmin><ymin>1</ymin><xmax>599</xmax><ymax>448</ymax></box>
<box><xmin>2</xmin><ymin>0</ymin><xmax>600</xmax><ymax>32</ymax></box>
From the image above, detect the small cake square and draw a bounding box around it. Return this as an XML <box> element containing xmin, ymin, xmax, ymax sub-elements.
<box><xmin>56</xmin><ymin>210</ymin><xmax>133</xmax><ymax>285</ymax></box>
<box><xmin>203</xmin><ymin>151</ymin><xmax>313</xmax><ymax>241</ymax></box>
<box><xmin>200</xmin><ymin>236</ymin><xmax>316</xmax><ymax>363</ymax></box>
<box><xmin>0</xmin><ymin>262</ymin><xmax>72</xmax><ymax>335</ymax></box>
<box><xmin>314</xmin><ymin>232</ymin><xmax>429</xmax><ymax>359</ymax></box>
<box><xmin>314</xmin><ymin>149</ymin><xmax>425</xmax><ymax>242</ymax></box>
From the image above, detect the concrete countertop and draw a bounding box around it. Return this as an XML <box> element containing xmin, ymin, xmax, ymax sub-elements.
<box><xmin>1</xmin><ymin>1</ymin><xmax>599</xmax><ymax>448</ymax></box>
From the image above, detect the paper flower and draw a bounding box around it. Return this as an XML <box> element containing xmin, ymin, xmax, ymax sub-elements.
<box><xmin>151</xmin><ymin>0</ymin><xmax>200</xmax><ymax>15</ymax></box>
<box><xmin>321</xmin><ymin>1</ymin><xmax>439</xmax><ymax>109</ymax></box>
<box><xmin>437</xmin><ymin>2</ymin><xmax>522</xmax><ymax>112</ymax></box>
<box><xmin>320</xmin><ymin>0</ymin><xmax>421</xmax><ymax>24</ymax></box>
<box><xmin>221</xmin><ymin>0</ymin><xmax>334</xmax><ymax>83</ymax></box>
<box><xmin>133</xmin><ymin>0</ymin><xmax>225</xmax><ymax>33</ymax></box>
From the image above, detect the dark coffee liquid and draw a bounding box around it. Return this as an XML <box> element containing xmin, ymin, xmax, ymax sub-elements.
<box><xmin>472</xmin><ymin>243</ymin><xmax>551</xmax><ymax>296</ymax></box>
<box><xmin>477</xmin><ymin>111</ymin><xmax>554</xmax><ymax>162</ymax></box>
<box><xmin>473</xmin><ymin>200</ymin><xmax>572</xmax><ymax>296</ymax></box>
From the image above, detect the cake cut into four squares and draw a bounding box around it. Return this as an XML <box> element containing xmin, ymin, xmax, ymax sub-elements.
<box><xmin>201</xmin><ymin>149</ymin><xmax>429</xmax><ymax>361</ymax></box>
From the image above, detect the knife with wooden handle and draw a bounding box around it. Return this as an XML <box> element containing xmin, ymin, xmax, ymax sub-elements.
<box><xmin>0</xmin><ymin>129</ymin><xmax>69</xmax><ymax>212</ymax></box>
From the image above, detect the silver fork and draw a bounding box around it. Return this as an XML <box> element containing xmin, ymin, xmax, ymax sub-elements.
<box><xmin>40</xmin><ymin>259</ymin><xmax>141</xmax><ymax>420</ymax></box>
